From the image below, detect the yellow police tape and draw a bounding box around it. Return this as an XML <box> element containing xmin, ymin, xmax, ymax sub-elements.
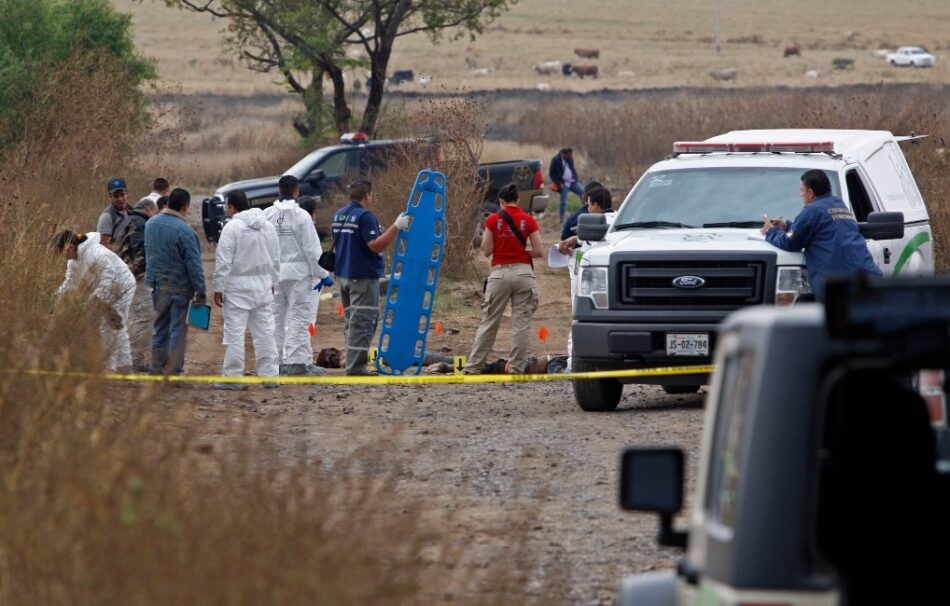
<box><xmin>18</xmin><ymin>365</ymin><xmax>715</xmax><ymax>386</ymax></box>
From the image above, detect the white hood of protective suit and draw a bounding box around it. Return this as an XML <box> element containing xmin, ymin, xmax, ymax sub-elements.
<box><xmin>263</xmin><ymin>199</ymin><xmax>327</xmax><ymax>283</ymax></box>
<box><xmin>59</xmin><ymin>231</ymin><xmax>136</xmax><ymax>303</ymax></box>
<box><xmin>213</xmin><ymin>208</ymin><xmax>281</xmax><ymax>307</ymax></box>
<box><xmin>233</xmin><ymin>207</ymin><xmax>267</xmax><ymax>230</ymax></box>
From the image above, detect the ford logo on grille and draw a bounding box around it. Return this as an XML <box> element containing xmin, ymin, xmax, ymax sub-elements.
<box><xmin>672</xmin><ymin>275</ymin><xmax>705</xmax><ymax>289</ymax></box>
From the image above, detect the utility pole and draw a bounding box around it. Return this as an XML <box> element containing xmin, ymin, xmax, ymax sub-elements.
<box><xmin>715</xmin><ymin>0</ymin><xmax>722</xmax><ymax>53</ymax></box>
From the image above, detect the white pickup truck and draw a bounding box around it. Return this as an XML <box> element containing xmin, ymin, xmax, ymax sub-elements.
<box><xmin>571</xmin><ymin>129</ymin><xmax>934</xmax><ymax>412</ymax></box>
<box><xmin>886</xmin><ymin>46</ymin><xmax>936</xmax><ymax>67</ymax></box>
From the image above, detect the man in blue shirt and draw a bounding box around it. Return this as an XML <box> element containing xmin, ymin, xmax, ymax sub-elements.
<box><xmin>331</xmin><ymin>180</ymin><xmax>409</xmax><ymax>375</ymax></box>
<box><xmin>761</xmin><ymin>170</ymin><xmax>881</xmax><ymax>301</ymax></box>
<box><xmin>144</xmin><ymin>188</ymin><xmax>206</xmax><ymax>375</ymax></box>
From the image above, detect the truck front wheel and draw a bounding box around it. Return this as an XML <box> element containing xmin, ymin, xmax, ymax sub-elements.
<box><xmin>573</xmin><ymin>360</ymin><xmax>623</xmax><ymax>412</ymax></box>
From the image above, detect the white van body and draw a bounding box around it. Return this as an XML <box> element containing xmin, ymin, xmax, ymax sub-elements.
<box><xmin>571</xmin><ymin>129</ymin><xmax>934</xmax><ymax>411</ymax></box>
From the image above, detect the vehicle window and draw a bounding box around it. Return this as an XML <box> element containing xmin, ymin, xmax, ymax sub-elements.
<box><xmin>845</xmin><ymin>169</ymin><xmax>875</xmax><ymax>222</ymax></box>
<box><xmin>863</xmin><ymin>141</ymin><xmax>925</xmax><ymax>210</ymax></box>
<box><xmin>286</xmin><ymin>149</ymin><xmax>330</xmax><ymax>179</ymax></box>
<box><xmin>315</xmin><ymin>150</ymin><xmax>360</xmax><ymax>180</ymax></box>
<box><xmin>615</xmin><ymin>167</ymin><xmax>840</xmax><ymax>227</ymax></box>
<box><xmin>704</xmin><ymin>349</ymin><xmax>757</xmax><ymax>530</ymax></box>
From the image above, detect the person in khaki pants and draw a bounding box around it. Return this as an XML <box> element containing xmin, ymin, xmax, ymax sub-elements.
<box><xmin>465</xmin><ymin>184</ymin><xmax>544</xmax><ymax>374</ymax></box>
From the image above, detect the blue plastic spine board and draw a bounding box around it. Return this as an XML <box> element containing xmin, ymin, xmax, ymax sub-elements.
<box><xmin>376</xmin><ymin>170</ymin><xmax>447</xmax><ymax>375</ymax></box>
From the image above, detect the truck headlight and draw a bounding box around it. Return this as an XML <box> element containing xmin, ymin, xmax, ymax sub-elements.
<box><xmin>775</xmin><ymin>266</ymin><xmax>812</xmax><ymax>306</ymax></box>
<box><xmin>579</xmin><ymin>266</ymin><xmax>609</xmax><ymax>309</ymax></box>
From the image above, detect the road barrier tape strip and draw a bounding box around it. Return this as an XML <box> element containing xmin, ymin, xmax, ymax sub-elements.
<box><xmin>12</xmin><ymin>365</ymin><xmax>715</xmax><ymax>386</ymax></box>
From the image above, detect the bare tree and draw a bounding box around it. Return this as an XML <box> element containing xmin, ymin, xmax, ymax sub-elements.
<box><xmin>163</xmin><ymin>0</ymin><xmax>516</xmax><ymax>139</ymax></box>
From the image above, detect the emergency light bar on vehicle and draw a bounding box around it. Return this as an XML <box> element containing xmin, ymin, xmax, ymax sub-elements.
<box><xmin>671</xmin><ymin>141</ymin><xmax>837</xmax><ymax>156</ymax></box>
<box><xmin>340</xmin><ymin>131</ymin><xmax>370</xmax><ymax>144</ymax></box>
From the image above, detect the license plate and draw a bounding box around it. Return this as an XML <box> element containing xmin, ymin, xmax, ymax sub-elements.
<box><xmin>666</xmin><ymin>333</ymin><xmax>709</xmax><ymax>356</ymax></box>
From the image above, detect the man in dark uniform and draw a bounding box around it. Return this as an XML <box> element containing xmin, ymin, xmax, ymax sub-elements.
<box><xmin>761</xmin><ymin>169</ymin><xmax>881</xmax><ymax>301</ymax></box>
<box><xmin>331</xmin><ymin>180</ymin><xmax>409</xmax><ymax>375</ymax></box>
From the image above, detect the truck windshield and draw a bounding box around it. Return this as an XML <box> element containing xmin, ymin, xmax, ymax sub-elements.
<box><xmin>285</xmin><ymin>149</ymin><xmax>333</xmax><ymax>179</ymax></box>
<box><xmin>614</xmin><ymin>167</ymin><xmax>840</xmax><ymax>229</ymax></box>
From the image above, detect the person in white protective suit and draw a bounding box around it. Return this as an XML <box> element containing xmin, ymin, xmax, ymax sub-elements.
<box><xmin>297</xmin><ymin>196</ymin><xmax>335</xmax><ymax>364</ymax></box>
<box><xmin>263</xmin><ymin>175</ymin><xmax>330</xmax><ymax>376</ymax></box>
<box><xmin>556</xmin><ymin>187</ymin><xmax>615</xmax><ymax>372</ymax></box>
<box><xmin>212</xmin><ymin>191</ymin><xmax>281</xmax><ymax>389</ymax></box>
<box><xmin>54</xmin><ymin>230</ymin><xmax>137</xmax><ymax>371</ymax></box>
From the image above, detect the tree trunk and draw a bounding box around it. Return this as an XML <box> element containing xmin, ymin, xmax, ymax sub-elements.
<box><xmin>361</xmin><ymin>45</ymin><xmax>393</xmax><ymax>137</ymax></box>
<box><xmin>325</xmin><ymin>64</ymin><xmax>351</xmax><ymax>135</ymax></box>
<box><xmin>293</xmin><ymin>69</ymin><xmax>326</xmax><ymax>140</ymax></box>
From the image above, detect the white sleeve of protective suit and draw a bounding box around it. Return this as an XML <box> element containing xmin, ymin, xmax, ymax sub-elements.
<box><xmin>297</xmin><ymin>209</ymin><xmax>328</xmax><ymax>281</ymax></box>
<box><xmin>56</xmin><ymin>259</ymin><xmax>77</xmax><ymax>296</ymax></box>
<box><xmin>213</xmin><ymin>222</ymin><xmax>236</xmax><ymax>293</ymax></box>
<box><xmin>265</xmin><ymin>221</ymin><xmax>280</xmax><ymax>289</ymax></box>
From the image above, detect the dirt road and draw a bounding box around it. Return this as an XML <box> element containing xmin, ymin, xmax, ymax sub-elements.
<box><xmin>152</xmin><ymin>211</ymin><xmax>706</xmax><ymax>603</ymax></box>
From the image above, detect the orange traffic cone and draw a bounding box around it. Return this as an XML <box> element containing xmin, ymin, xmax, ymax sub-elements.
<box><xmin>337</xmin><ymin>303</ymin><xmax>344</xmax><ymax>318</ymax></box>
<box><xmin>538</xmin><ymin>326</ymin><xmax>549</xmax><ymax>342</ymax></box>
<box><xmin>434</xmin><ymin>321</ymin><xmax>444</xmax><ymax>335</ymax></box>
<box><xmin>307</xmin><ymin>323</ymin><xmax>316</xmax><ymax>336</ymax></box>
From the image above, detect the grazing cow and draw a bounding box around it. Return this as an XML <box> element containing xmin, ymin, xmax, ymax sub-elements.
<box><xmin>784</xmin><ymin>45</ymin><xmax>801</xmax><ymax>58</ymax></box>
<box><xmin>533</xmin><ymin>60</ymin><xmax>562</xmax><ymax>76</ymax></box>
<box><xmin>389</xmin><ymin>69</ymin><xmax>414</xmax><ymax>85</ymax></box>
<box><xmin>573</xmin><ymin>65</ymin><xmax>599</xmax><ymax>78</ymax></box>
<box><xmin>574</xmin><ymin>48</ymin><xmax>600</xmax><ymax>59</ymax></box>
<box><xmin>709</xmin><ymin>68</ymin><xmax>737</xmax><ymax>81</ymax></box>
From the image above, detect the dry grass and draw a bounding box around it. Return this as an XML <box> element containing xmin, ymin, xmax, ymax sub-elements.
<box><xmin>118</xmin><ymin>0</ymin><xmax>950</xmax><ymax>96</ymax></box>
<box><xmin>370</xmin><ymin>98</ymin><xmax>489</xmax><ymax>279</ymax></box>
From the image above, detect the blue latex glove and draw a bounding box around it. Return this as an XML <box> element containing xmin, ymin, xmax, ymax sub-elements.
<box><xmin>314</xmin><ymin>276</ymin><xmax>335</xmax><ymax>291</ymax></box>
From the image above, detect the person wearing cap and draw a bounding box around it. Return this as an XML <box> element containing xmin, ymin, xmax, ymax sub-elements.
<box><xmin>548</xmin><ymin>147</ymin><xmax>585</xmax><ymax>224</ymax></box>
<box><xmin>113</xmin><ymin>197</ymin><xmax>159</xmax><ymax>371</ymax></box>
<box><xmin>263</xmin><ymin>175</ymin><xmax>330</xmax><ymax>376</ymax></box>
<box><xmin>144</xmin><ymin>188</ymin><xmax>206</xmax><ymax>375</ymax></box>
<box><xmin>97</xmin><ymin>177</ymin><xmax>129</xmax><ymax>247</ymax></box>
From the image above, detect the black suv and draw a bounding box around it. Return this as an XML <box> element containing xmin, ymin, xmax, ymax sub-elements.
<box><xmin>201</xmin><ymin>133</ymin><xmax>547</xmax><ymax>243</ymax></box>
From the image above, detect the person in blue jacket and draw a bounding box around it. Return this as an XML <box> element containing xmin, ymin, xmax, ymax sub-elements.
<box><xmin>549</xmin><ymin>147</ymin><xmax>585</xmax><ymax>224</ymax></box>
<box><xmin>761</xmin><ymin>170</ymin><xmax>881</xmax><ymax>301</ymax></box>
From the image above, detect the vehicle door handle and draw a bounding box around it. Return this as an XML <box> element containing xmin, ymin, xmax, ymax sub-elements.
<box><xmin>883</xmin><ymin>247</ymin><xmax>891</xmax><ymax>264</ymax></box>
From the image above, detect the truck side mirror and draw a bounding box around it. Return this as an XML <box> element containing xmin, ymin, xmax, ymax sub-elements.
<box><xmin>577</xmin><ymin>212</ymin><xmax>608</xmax><ymax>241</ymax></box>
<box><xmin>620</xmin><ymin>448</ymin><xmax>687</xmax><ymax>548</ymax></box>
<box><xmin>859</xmin><ymin>211</ymin><xmax>904</xmax><ymax>240</ymax></box>
<box><xmin>306</xmin><ymin>169</ymin><xmax>326</xmax><ymax>185</ymax></box>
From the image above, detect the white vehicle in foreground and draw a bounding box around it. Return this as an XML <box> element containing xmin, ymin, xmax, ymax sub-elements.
<box><xmin>886</xmin><ymin>46</ymin><xmax>936</xmax><ymax>67</ymax></box>
<box><xmin>571</xmin><ymin>129</ymin><xmax>934</xmax><ymax>412</ymax></box>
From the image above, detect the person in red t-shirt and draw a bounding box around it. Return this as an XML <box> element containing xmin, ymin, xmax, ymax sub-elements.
<box><xmin>465</xmin><ymin>183</ymin><xmax>544</xmax><ymax>374</ymax></box>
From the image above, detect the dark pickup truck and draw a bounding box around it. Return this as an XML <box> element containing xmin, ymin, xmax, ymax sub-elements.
<box><xmin>202</xmin><ymin>133</ymin><xmax>549</xmax><ymax>243</ymax></box>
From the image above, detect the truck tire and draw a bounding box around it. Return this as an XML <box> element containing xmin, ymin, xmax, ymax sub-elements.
<box><xmin>662</xmin><ymin>384</ymin><xmax>701</xmax><ymax>395</ymax></box>
<box><xmin>573</xmin><ymin>360</ymin><xmax>622</xmax><ymax>412</ymax></box>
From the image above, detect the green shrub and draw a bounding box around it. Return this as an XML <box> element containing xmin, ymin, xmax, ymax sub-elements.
<box><xmin>0</xmin><ymin>0</ymin><xmax>155</xmax><ymax>151</ymax></box>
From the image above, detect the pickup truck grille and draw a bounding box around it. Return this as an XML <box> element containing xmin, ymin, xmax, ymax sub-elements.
<box><xmin>620</xmin><ymin>259</ymin><xmax>766</xmax><ymax>308</ymax></box>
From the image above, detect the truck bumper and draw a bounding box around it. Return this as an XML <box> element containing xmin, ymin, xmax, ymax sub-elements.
<box><xmin>573</xmin><ymin>321</ymin><xmax>716</xmax><ymax>385</ymax></box>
